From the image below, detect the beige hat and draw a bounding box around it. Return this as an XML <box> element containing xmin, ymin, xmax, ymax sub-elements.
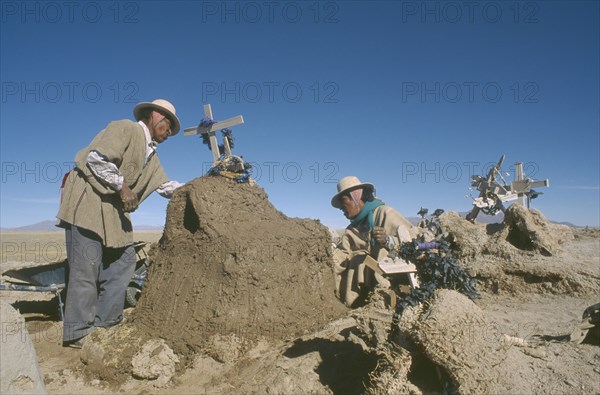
<box><xmin>133</xmin><ymin>99</ymin><xmax>181</xmax><ymax>135</ymax></box>
<box><xmin>331</xmin><ymin>176</ymin><xmax>375</xmax><ymax>208</ymax></box>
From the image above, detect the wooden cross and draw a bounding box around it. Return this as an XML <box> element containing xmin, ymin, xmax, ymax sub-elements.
<box><xmin>183</xmin><ymin>104</ymin><xmax>244</xmax><ymax>163</ymax></box>
<box><xmin>510</xmin><ymin>162</ymin><xmax>550</xmax><ymax>208</ymax></box>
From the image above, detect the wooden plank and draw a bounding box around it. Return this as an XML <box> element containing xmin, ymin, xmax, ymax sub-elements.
<box><xmin>515</xmin><ymin>162</ymin><xmax>526</xmax><ymax>206</ymax></box>
<box><xmin>363</xmin><ymin>255</ymin><xmax>384</xmax><ymax>276</ymax></box>
<box><xmin>223</xmin><ymin>134</ymin><xmax>232</xmax><ymax>156</ymax></box>
<box><xmin>511</xmin><ymin>179</ymin><xmax>550</xmax><ymax>193</ymax></box>
<box><xmin>204</xmin><ymin>104</ymin><xmax>213</xmax><ymax>119</ymax></box>
<box><xmin>183</xmin><ymin>126</ymin><xmax>200</xmax><ymax>135</ymax></box>
<box><xmin>183</xmin><ymin>103</ymin><xmax>246</xmax><ymax>164</ymax></box>
<box><xmin>208</xmin><ymin>132</ymin><xmax>220</xmax><ymax>163</ymax></box>
<box><xmin>202</xmin><ymin>105</ymin><xmax>220</xmax><ymax>162</ymax></box>
<box><xmin>207</xmin><ymin>116</ymin><xmax>244</xmax><ymax>132</ymax></box>
<box><xmin>364</xmin><ymin>255</ymin><xmax>418</xmax><ymax>275</ymax></box>
<box><xmin>408</xmin><ymin>273</ymin><xmax>420</xmax><ymax>288</ymax></box>
<box><xmin>378</xmin><ymin>257</ymin><xmax>418</xmax><ymax>275</ymax></box>
<box><xmin>183</xmin><ymin>116</ymin><xmax>244</xmax><ymax>136</ymax></box>
<box><xmin>380</xmin><ymin>264</ymin><xmax>418</xmax><ymax>275</ymax></box>
<box><xmin>365</xmin><ymin>254</ymin><xmax>421</xmax><ymax>289</ymax></box>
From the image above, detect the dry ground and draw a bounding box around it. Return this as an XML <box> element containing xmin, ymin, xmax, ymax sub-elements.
<box><xmin>1</xmin><ymin>229</ymin><xmax>599</xmax><ymax>394</ymax></box>
<box><xmin>1</xmin><ymin>230</ymin><xmax>162</xmax><ymax>267</ymax></box>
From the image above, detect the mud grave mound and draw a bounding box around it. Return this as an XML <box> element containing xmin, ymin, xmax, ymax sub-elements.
<box><xmin>439</xmin><ymin>205</ymin><xmax>573</xmax><ymax>260</ymax></box>
<box><xmin>132</xmin><ymin>176</ymin><xmax>348</xmax><ymax>362</ymax></box>
<box><xmin>356</xmin><ymin>290</ymin><xmax>506</xmax><ymax>394</ymax></box>
<box><xmin>437</xmin><ymin>205</ymin><xmax>598</xmax><ymax>296</ymax></box>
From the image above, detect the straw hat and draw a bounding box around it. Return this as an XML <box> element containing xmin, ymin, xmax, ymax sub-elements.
<box><xmin>331</xmin><ymin>176</ymin><xmax>375</xmax><ymax>208</ymax></box>
<box><xmin>133</xmin><ymin>99</ymin><xmax>181</xmax><ymax>135</ymax></box>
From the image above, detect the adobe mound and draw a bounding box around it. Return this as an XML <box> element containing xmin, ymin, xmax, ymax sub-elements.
<box><xmin>409</xmin><ymin>290</ymin><xmax>504</xmax><ymax>394</ymax></box>
<box><xmin>357</xmin><ymin>290</ymin><xmax>507</xmax><ymax>394</ymax></box>
<box><xmin>501</xmin><ymin>204</ymin><xmax>570</xmax><ymax>255</ymax></box>
<box><xmin>439</xmin><ymin>205</ymin><xmax>574</xmax><ymax>260</ymax></box>
<box><xmin>437</xmin><ymin>206</ymin><xmax>599</xmax><ymax>296</ymax></box>
<box><xmin>132</xmin><ymin>176</ymin><xmax>348</xmax><ymax>361</ymax></box>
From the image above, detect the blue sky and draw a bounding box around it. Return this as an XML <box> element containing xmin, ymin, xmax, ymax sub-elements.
<box><xmin>1</xmin><ymin>0</ymin><xmax>598</xmax><ymax>229</ymax></box>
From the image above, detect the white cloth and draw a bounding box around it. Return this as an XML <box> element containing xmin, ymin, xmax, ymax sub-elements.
<box><xmin>138</xmin><ymin>120</ymin><xmax>157</xmax><ymax>164</ymax></box>
<box><xmin>155</xmin><ymin>180</ymin><xmax>183</xmax><ymax>198</ymax></box>
<box><xmin>86</xmin><ymin>121</ymin><xmax>182</xmax><ymax>197</ymax></box>
<box><xmin>87</xmin><ymin>150</ymin><xmax>123</xmax><ymax>191</ymax></box>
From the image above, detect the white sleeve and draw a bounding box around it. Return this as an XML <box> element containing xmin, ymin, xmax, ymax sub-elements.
<box><xmin>156</xmin><ymin>180</ymin><xmax>184</xmax><ymax>198</ymax></box>
<box><xmin>87</xmin><ymin>151</ymin><xmax>123</xmax><ymax>191</ymax></box>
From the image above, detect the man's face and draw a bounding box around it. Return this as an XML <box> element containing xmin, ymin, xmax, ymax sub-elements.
<box><xmin>339</xmin><ymin>192</ymin><xmax>364</xmax><ymax>219</ymax></box>
<box><xmin>149</xmin><ymin>111</ymin><xmax>173</xmax><ymax>143</ymax></box>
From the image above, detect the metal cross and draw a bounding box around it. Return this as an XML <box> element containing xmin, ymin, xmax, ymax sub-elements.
<box><xmin>184</xmin><ymin>104</ymin><xmax>244</xmax><ymax>163</ymax></box>
<box><xmin>510</xmin><ymin>162</ymin><xmax>550</xmax><ymax>208</ymax></box>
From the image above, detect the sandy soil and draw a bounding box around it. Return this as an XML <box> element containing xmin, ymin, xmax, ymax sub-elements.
<box><xmin>132</xmin><ymin>177</ymin><xmax>348</xmax><ymax>365</ymax></box>
<box><xmin>1</xmin><ymin>221</ymin><xmax>598</xmax><ymax>394</ymax></box>
<box><xmin>1</xmin><ymin>231</ymin><xmax>162</xmax><ymax>269</ymax></box>
<box><xmin>11</xmin><ymin>268</ymin><xmax>599</xmax><ymax>395</ymax></box>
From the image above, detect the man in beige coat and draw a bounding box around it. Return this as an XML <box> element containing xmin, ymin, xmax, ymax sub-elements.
<box><xmin>56</xmin><ymin>99</ymin><xmax>182</xmax><ymax>347</ymax></box>
<box><xmin>331</xmin><ymin>176</ymin><xmax>415</xmax><ymax>307</ymax></box>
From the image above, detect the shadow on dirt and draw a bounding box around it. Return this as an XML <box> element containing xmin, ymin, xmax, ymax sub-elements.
<box><xmin>407</xmin><ymin>352</ymin><xmax>446</xmax><ymax>394</ymax></box>
<box><xmin>284</xmin><ymin>338</ymin><xmax>378</xmax><ymax>395</ymax></box>
<box><xmin>12</xmin><ymin>298</ymin><xmax>63</xmax><ymax>321</ymax></box>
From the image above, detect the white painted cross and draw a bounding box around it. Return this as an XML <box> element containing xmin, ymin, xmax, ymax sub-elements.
<box><xmin>510</xmin><ymin>162</ymin><xmax>550</xmax><ymax>207</ymax></box>
<box><xmin>183</xmin><ymin>104</ymin><xmax>244</xmax><ymax>163</ymax></box>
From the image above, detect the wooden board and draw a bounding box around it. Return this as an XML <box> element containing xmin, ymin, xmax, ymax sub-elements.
<box><xmin>363</xmin><ymin>255</ymin><xmax>418</xmax><ymax>275</ymax></box>
<box><xmin>378</xmin><ymin>257</ymin><xmax>418</xmax><ymax>275</ymax></box>
<box><xmin>183</xmin><ymin>116</ymin><xmax>245</xmax><ymax>136</ymax></box>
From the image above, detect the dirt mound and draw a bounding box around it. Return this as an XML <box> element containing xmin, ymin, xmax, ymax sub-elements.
<box><xmin>131</xmin><ymin>176</ymin><xmax>348</xmax><ymax>363</ymax></box>
<box><xmin>439</xmin><ymin>205</ymin><xmax>573</xmax><ymax>260</ymax></box>
<box><xmin>501</xmin><ymin>205</ymin><xmax>572</xmax><ymax>256</ymax></box>
<box><xmin>409</xmin><ymin>290</ymin><xmax>505</xmax><ymax>393</ymax></box>
<box><xmin>81</xmin><ymin>325</ymin><xmax>148</xmax><ymax>385</ymax></box>
<box><xmin>434</xmin><ymin>207</ymin><xmax>599</xmax><ymax>296</ymax></box>
<box><xmin>438</xmin><ymin>212</ymin><xmax>489</xmax><ymax>260</ymax></box>
<box><xmin>19</xmin><ymin>228</ymin><xmax>599</xmax><ymax>394</ymax></box>
<box><xmin>351</xmin><ymin>290</ymin><xmax>505</xmax><ymax>394</ymax></box>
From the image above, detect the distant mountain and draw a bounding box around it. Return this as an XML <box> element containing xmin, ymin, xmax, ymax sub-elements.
<box><xmin>407</xmin><ymin>211</ymin><xmax>586</xmax><ymax>228</ymax></box>
<box><xmin>1</xmin><ymin>220</ymin><xmax>163</xmax><ymax>232</ymax></box>
<box><xmin>552</xmin><ymin>221</ymin><xmax>580</xmax><ymax>228</ymax></box>
<box><xmin>0</xmin><ymin>216</ymin><xmax>588</xmax><ymax>233</ymax></box>
<box><xmin>133</xmin><ymin>225</ymin><xmax>164</xmax><ymax>231</ymax></box>
<box><xmin>1</xmin><ymin>220</ymin><xmax>60</xmax><ymax>232</ymax></box>
<box><xmin>407</xmin><ymin>211</ymin><xmax>504</xmax><ymax>226</ymax></box>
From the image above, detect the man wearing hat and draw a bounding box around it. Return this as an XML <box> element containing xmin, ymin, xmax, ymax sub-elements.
<box><xmin>331</xmin><ymin>176</ymin><xmax>416</xmax><ymax>307</ymax></box>
<box><xmin>56</xmin><ymin>99</ymin><xmax>182</xmax><ymax>347</ymax></box>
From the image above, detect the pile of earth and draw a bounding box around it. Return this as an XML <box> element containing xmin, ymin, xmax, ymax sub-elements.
<box><xmin>75</xmin><ymin>194</ymin><xmax>598</xmax><ymax>392</ymax></box>
<box><xmin>337</xmin><ymin>205</ymin><xmax>600</xmax><ymax>394</ymax></box>
<box><xmin>436</xmin><ymin>205</ymin><xmax>599</xmax><ymax>296</ymax></box>
<box><xmin>130</xmin><ymin>176</ymin><xmax>348</xmax><ymax>362</ymax></box>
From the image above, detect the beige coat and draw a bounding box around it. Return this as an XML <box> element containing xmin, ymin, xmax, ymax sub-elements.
<box><xmin>57</xmin><ymin>120</ymin><xmax>168</xmax><ymax>248</ymax></box>
<box><xmin>332</xmin><ymin>204</ymin><xmax>416</xmax><ymax>307</ymax></box>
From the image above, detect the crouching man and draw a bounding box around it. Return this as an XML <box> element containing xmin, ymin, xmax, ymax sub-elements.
<box><xmin>56</xmin><ymin>99</ymin><xmax>183</xmax><ymax>348</ymax></box>
<box><xmin>330</xmin><ymin>176</ymin><xmax>416</xmax><ymax>307</ymax></box>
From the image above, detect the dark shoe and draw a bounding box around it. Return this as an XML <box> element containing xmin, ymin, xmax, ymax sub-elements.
<box><xmin>63</xmin><ymin>336</ymin><xmax>87</xmax><ymax>349</ymax></box>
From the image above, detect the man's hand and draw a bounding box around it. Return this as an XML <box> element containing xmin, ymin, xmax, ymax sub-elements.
<box><xmin>371</xmin><ymin>226</ymin><xmax>388</xmax><ymax>247</ymax></box>
<box><xmin>119</xmin><ymin>185</ymin><xmax>138</xmax><ymax>212</ymax></box>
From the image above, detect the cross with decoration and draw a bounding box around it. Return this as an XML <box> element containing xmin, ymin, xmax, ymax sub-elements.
<box><xmin>510</xmin><ymin>162</ymin><xmax>550</xmax><ymax>208</ymax></box>
<box><xmin>184</xmin><ymin>104</ymin><xmax>245</xmax><ymax>164</ymax></box>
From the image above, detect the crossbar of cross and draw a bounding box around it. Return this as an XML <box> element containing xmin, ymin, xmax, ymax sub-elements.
<box><xmin>183</xmin><ymin>104</ymin><xmax>244</xmax><ymax>163</ymax></box>
<box><xmin>510</xmin><ymin>162</ymin><xmax>550</xmax><ymax>207</ymax></box>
